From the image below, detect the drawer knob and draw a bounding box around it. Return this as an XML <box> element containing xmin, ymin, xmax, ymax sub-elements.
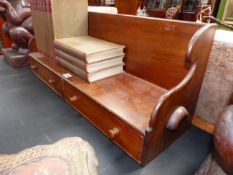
<box><xmin>48</xmin><ymin>79</ymin><xmax>55</xmax><ymax>84</ymax></box>
<box><xmin>69</xmin><ymin>96</ymin><xmax>78</xmax><ymax>102</ymax></box>
<box><xmin>31</xmin><ymin>64</ymin><xmax>37</xmax><ymax>70</ymax></box>
<box><xmin>108</xmin><ymin>128</ymin><xmax>120</xmax><ymax>139</ymax></box>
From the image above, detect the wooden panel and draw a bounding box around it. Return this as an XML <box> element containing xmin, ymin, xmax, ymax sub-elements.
<box><xmin>29</xmin><ymin>54</ymin><xmax>144</xmax><ymax>162</ymax></box>
<box><xmin>142</xmin><ymin>64</ymin><xmax>198</xmax><ymax>165</ymax></box>
<box><xmin>63</xmin><ymin>81</ymin><xmax>144</xmax><ymax>163</ymax></box>
<box><xmin>88</xmin><ymin>13</ymin><xmax>203</xmax><ymax>89</ymax></box>
<box><xmin>192</xmin><ymin>116</ymin><xmax>215</xmax><ymax>134</ymax></box>
<box><xmin>141</xmin><ymin>24</ymin><xmax>216</xmax><ymax>165</ymax></box>
<box><xmin>29</xmin><ymin>57</ymin><xmax>63</xmax><ymax>96</ymax></box>
<box><xmin>28</xmin><ymin>52</ymin><xmax>165</xmax><ymax>133</ymax></box>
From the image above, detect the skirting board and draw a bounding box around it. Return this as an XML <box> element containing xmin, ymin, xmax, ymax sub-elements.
<box><xmin>192</xmin><ymin>116</ymin><xmax>215</xmax><ymax>135</ymax></box>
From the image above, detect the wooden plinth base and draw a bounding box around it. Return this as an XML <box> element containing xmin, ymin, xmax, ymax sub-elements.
<box><xmin>192</xmin><ymin>116</ymin><xmax>215</xmax><ymax>134</ymax></box>
<box><xmin>2</xmin><ymin>48</ymin><xmax>28</xmax><ymax>68</ymax></box>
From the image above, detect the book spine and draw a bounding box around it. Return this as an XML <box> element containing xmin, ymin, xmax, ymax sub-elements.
<box><xmin>46</xmin><ymin>0</ymin><xmax>55</xmax><ymax>58</ymax></box>
<box><xmin>56</xmin><ymin>56</ymin><xmax>87</xmax><ymax>80</ymax></box>
<box><xmin>54</xmin><ymin>41</ymin><xmax>87</xmax><ymax>61</ymax></box>
<box><xmin>54</xmin><ymin>49</ymin><xmax>86</xmax><ymax>70</ymax></box>
<box><xmin>42</xmin><ymin>0</ymin><xmax>49</xmax><ymax>57</ymax></box>
<box><xmin>47</xmin><ymin>0</ymin><xmax>52</xmax><ymax>13</ymax></box>
<box><xmin>87</xmin><ymin>65</ymin><xmax>124</xmax><ymax>82</ymax></box>
<box><xmin>88</xmin><ymin>63</ymin><xmax>124</xmax><ymax>74</ymax></box>
<box><xmin>30</xmin><ymin>0</ymin><xmax>44</xmax><ymax>56</ymax></box>
<box><xmin>54</xmin><ymin>55</ymin><xmax>61</xmax><ymax>64</ymax></box>
<box><xmin>87</xmin><ymin>48</ymin><xmax>125</xmax><ymax>63</ymax></box>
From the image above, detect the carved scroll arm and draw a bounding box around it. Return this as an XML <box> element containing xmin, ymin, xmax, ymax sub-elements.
<box><xmin>147</xmin><ymin>24</ymin><xmax>217</xmax><ymax>133</ymax></box>
<box><xmin>147</xmin><ymin>63</ymin><xmax>197</xmax><ymax>133</ymax></box>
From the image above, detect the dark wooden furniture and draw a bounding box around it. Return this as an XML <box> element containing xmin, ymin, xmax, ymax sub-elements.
<box><xmin>196</xmin><ymin>105</ymin><xmax>233</xmax><ymax>175</ymax></box>
<box><xmin>146</xmin><ymin>7</ymin><xmax>197</xmax><ymax>21</ymax></box>
<box><xmin>29</xmin><ymin>13</ymin><xmax>216</xmax><ymax>165</ymax></box>
<box><xmin>88</xmin><ymin>0</ymin><xmax>102</xmax><ymax>6</ymax></box>
<box><xmin>0</xmin><ymin>0</ymin><xmax>33</xmax><ymax>68</ymax></box>
<box><xmin>114</xmin><ymin>0</ymin><xmax>219</xmax><ymax>21</ymax></box>
<box><xmin>115</xmin><ymin>0</ymin><xmax>144</xmax><ymax>15</ymax></box>
<box><xmin>145</xmin><ymin>0</ymin><xmax>219</xmax><ymax>21</ymax></box>
<box><xmin>2</xmin><ymin>48</ymin><xmax>28</xmax><ymax>68</ymax></box>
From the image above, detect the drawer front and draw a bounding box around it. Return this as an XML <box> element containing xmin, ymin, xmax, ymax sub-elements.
<box><xmin>29</xmin><ymin>58</ymin><xmax>63</xmax><ymax>96</ymax></box>
<box><xmin>63</xmin><ymin>81</ymin><xmax>143</xmax><ymax>162</ymax></box>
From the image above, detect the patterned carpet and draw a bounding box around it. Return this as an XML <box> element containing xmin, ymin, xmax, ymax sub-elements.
<box><xmin>195</xmin><ymin>30</ymin><xmax>233</xmax><ymax>124</ymax></box>
<box><xmin>0</xmin><ymin>137</ymin><xmax>98</xmax><ymax>175</ymax></box>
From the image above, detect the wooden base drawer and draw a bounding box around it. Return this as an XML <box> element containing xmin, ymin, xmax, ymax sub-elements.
<box><xmin>29</xmin><ymin>57</ymin><xmax>63</xmax><ymax>96</ymax></box>
<box><xmin>63</xmin><ymin>81</ymin><xmax>144</xmax><ymax>163</ymax></box>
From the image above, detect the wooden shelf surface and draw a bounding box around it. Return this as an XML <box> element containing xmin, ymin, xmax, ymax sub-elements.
<box><xmin>35</xmin><ymin>56</ymin><xmax>167</xmax><ymax>134</ymax></box>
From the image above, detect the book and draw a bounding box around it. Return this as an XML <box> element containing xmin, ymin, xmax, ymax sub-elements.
<box><xmin>30</xmin><ymin>0</ymin><xmax>88</xmax><ymax>58</ymax></box>
<box><xmin>54</xmin><ymin>36</ymin><xmax>125</xmax><ymax>63</ymax></box>
<box><xmin>55</xmin><ymin>57</ymin><xmax>124</xmax><ymax>82</ymax></box>
<box><xmin>30</xmin><ymin>0</ymin><xmax>54</xmax><ymax>58</ymax></box>
<box><xmin>55</xmin><ymin>49</ymin><xmax>124</xmax><ymax>73</ymax></box>
<box><xmin>45</xmin><ymin>0</ymin><xmax>54</xmax><ymax>57</ymax></box>
<box><xmin>50</xmin><ymin>0</ymin><xmax>88</xmax><ymax>39</ymax></box>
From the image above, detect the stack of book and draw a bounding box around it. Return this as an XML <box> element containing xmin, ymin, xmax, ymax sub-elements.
<box><xmin>30</xmin><ymin>0</ymin><xmax>125</xmax><ymax>82</ymax></box>
<box><xmin>54</xmin><ymin>36</ymin><xmax>125</xmax><ymax>82</ymax></box>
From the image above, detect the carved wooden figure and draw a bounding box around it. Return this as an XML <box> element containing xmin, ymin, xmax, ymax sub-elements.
<box><xmin>0</xmin><ymin>0</ymin><xmax>34</xmax><ymax>68</ymax></box>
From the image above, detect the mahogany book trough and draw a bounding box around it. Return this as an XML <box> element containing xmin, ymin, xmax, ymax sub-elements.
<box><xmin>29</xmin><ymin>13</ymin><xmax>216</xmax><ymax>165</ymax></box>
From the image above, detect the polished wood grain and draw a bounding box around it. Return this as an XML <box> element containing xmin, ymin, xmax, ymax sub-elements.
<box><xmin>29</xmin><ymin>54</ymin><xmax>145</xmax><ymax>162</ymax></box>
<box><xmin>29</xmin><ymin>13</ymin><xmax>216</xmax><ymax>165</ymax></box>
<box><xmin>30</xmin><ymin>54</ymin><xmax>166</xmax><ymax>133</ymax></box>
<box><xmin>29</xmin><ymin>56</ymin><xmax>63</xmax><ymax>97</ymax></box>
<box><xmin>64</xmin><ymin>73</ymin><xmax>166</xmax><ymax>134</ymax></box>
<box><xmin>142</xmin><ymin>24</ymin><xmax>216</xmax><ymax>165</ymax></box>
<box><xmin>63</xmin><ymin>81</ymin><xmax>144</xmax><ymax>162</ymax></box>
<box><xmin>88</xmin><ymin>12</ymin><xmax>203</xmax><ymax>89</ymax></box>
<box><xmin>142</xmin><ymin>64</ymin><xmax>198</xmax><ymax>164</ymax></box>
<box><xmin>192</xmin><ymin>116</ymin><xmax>214</xmax><ymax>134</ymax></box>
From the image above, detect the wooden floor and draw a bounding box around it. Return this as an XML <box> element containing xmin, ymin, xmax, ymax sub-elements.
<box><xmin>0</xmin><ymin>58</ymin><xmax>212</xmax><ymax>175</ymax></box>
